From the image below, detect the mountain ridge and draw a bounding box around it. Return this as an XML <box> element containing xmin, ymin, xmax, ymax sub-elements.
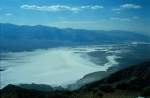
<box><xmin>1</xmin><ymin>23</ymin><xmax>150</xmax><ymax>52</ymax></box>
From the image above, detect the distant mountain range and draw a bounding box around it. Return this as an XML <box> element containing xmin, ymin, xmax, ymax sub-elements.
<box><xmin>0</xmin><ymin>23</ymin><xmax>150</xmax><ymax>52</ymax></box>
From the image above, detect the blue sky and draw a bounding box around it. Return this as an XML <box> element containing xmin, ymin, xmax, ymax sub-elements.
<box><xmin>0</xmin><ymin>0</ymin><xmax>150</xmax><ymax>33</ymax></box>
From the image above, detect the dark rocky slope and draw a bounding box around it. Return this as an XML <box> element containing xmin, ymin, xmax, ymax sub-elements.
<box><xmin>80</xmin><ymin>61</ymin><xmax>150</xmax><ymax>91</ymax></box>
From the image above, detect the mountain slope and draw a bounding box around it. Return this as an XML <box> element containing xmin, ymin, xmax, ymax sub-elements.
<box><xmin>80</xmin><ymin>61</ymin><xmax>150</xmax><ymax>91</ymax></box>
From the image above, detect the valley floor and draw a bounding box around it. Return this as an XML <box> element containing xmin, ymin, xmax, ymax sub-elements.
<box><xmin>1</xmin><ymin>61</ymin><xmax>150</xmax><ymax>98</ymax></box>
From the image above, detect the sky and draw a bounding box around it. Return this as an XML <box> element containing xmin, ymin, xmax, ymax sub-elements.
<box><xmin>0</xmin><ymin>0</ymin><xmax>150</xmax><ymax>34</ymax></box>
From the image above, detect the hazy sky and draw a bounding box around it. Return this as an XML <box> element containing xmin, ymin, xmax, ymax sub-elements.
<box><xmin>0</xmin><ymin>0</ymin><xmax>150</xmax><ymax>33</ymax></box>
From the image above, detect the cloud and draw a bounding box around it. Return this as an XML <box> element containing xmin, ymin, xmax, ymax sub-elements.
<box><xmin>57</xmin><ymin>17</ymin><xmax>65</xmax><ymax>19</ymax></box>
<box><xmin>5</xmin><ymin>13</ymin><xmax>13</xmax><ymax>16</ymax></box>
<box><xmin>20</xmin><ymin>5</ymin><xmax>103</xmax><ymax>13</ymax></box>
<box><xmin>81</xmin><ymin>5</ymin><xmax>103</xmax><ymax>9</ymax></box>
<box><xmin>112</xmin><ymin>8</ymin><xmax>121</xmax><ymax>11</ymax></box>
<box><xmin>53</xmin><ymin>21</ymin><xmax>100</xmax><ymax>24</ymax></box>
<box><xmin>20</xmin><ymin>5</ymin><xmax>79</xmax><ymax>12</ymax></box>
<box><xmin>120</xmin><ymin>4</ymin><xmax>142</xmax><ymax>9</ymax></box>
<box><xmin>110</xmin><ymin>16</ymin><xmax>140</xmax><ymax>22</ymax></box>
<box><xmin>112</xmin><ymin>3</ymin><xmax>142</xmax><ymax>14</ymax></box>
<box><xmin>132</xmin><ymin>16</ymin><xmax>140</xmax><ymax>19</ymax></box>
<box><xmin>110</xmin><ymin>17</ymin><xmax>131</xmax><ymax>22</ymax></box>
<box><xmin>90</xmin><ymin>5</ymin><xmax>104</xmax><ymax>9</ymax></box>
<box><xmin>112</xmin><ymin>8</ymin><xmax>121</xmax><ymax>14</ymax></box>
<box><xmin>116</xmin><ymin>12</ymin><xmax>121</xmax><ymax>14</ymax></box>
<box><xmin>50</xmin><ymin>20</ymin><xmax>105</xmax><ymax>30</ymax></box>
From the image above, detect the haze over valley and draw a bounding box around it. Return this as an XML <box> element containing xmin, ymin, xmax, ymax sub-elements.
<box><xmin>1</xmin><ymin>40</ymin><xmax>150</xmax><ymax>89</ymax></box>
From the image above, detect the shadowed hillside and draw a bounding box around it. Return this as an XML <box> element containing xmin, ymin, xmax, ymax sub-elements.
<box><xmin>80</xmin><ymin>61</ymin><xmax>150</xmax><ymax>93</ymax></box>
